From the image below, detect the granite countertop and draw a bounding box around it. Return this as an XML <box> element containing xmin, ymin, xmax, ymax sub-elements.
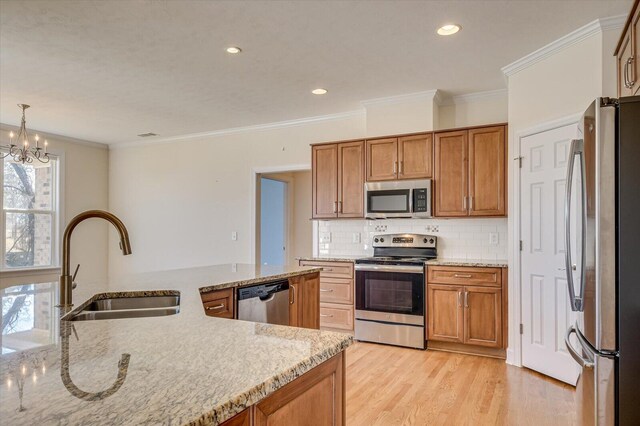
<box><xmin>0</xmin><ymin>264</ymin><xmax>352</xmax><ymax>425</ymax></box>
<box><xmin>297</xmin><ymin>255</ymin><xmax>361</xmax><ymax>262</ymax></box>
<box><xmin>426</xmin><ymin>258</ymin><xmax>509</xmax><ymax>268</ymax></box>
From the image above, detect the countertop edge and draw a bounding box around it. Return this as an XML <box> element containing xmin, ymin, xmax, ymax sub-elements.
<box><xmin>425</xmin><ymin>259</ymin><xmax>509</xmax><ymax>268</ymax></box>
<box><xmin>297</xmin><ymin>257</ymin><xmax>358</xmax><ymax>263</ymax></box>
<box><xmin>197</xmin><ymin>268</ymin><xmax>323</xmax><ymax>294</ymax></box>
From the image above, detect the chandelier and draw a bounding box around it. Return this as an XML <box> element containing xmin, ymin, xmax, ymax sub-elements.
<box><xmin>1</xmin><ymin>104</ymin><xmax>50</xmax><ymax>164</ymax></box>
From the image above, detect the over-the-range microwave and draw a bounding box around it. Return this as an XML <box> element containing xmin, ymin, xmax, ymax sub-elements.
<box><xmin>364</xmin><ymin>179</ymin><xmax>431</xmax><ymax>219</ymax></box>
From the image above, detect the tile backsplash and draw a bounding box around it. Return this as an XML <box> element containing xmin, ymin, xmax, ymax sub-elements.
<box><xmin>316</xmin><ymin>218</ymin><xmax>508</xmax><ymax>260</ymax></box>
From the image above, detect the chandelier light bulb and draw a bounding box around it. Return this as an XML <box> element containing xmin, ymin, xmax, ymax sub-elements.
<box><xmin>9</xmin><ymin>131</ymin><xmax>14</xmax><ymax>139</ymax></box>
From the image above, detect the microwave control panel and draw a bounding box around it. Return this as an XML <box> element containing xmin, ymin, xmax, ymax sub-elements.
<box><xmin>413</xmin><ymin>188</ymin><xmax>429</xmax><ymax>212</ymax></box>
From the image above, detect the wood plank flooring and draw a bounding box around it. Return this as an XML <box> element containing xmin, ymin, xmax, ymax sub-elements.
<box><xmin>345</xmin><ymin>342</ymin><xmax>577</xmax><ymax>425</ymax></box>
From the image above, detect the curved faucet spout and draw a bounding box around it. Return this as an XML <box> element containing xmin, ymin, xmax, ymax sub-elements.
<box><xmin>58</xmin><ymin>210</ymin><xmax>132</xmax><ymax>307</ymax></box>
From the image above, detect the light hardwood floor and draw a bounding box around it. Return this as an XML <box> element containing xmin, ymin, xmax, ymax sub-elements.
<box><xmin>345</xmin><ymin>342</ymin><xmax>577</xmax><ymax>425</ymax></box>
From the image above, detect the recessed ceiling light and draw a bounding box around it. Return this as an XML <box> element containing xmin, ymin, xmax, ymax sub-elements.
<box><xmin>226</xmin><ymin>46</ymin><xmax>242</xmax><ymax>54</ymax></box>
<box><xmin>437</xmin><ymin>24</ymin><xmax>461</xmax><ymax>36</ymax></box>
<box><xmin>312</xmin><ymin>88</ymin><xmax>328</xmax><ymax>95</ymax></box>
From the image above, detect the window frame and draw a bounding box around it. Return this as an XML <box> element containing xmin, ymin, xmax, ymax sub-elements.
<box><xmin>1</xmin><ymin>149</ymin><xmax>63</xmax><ymax>274</ymax></box>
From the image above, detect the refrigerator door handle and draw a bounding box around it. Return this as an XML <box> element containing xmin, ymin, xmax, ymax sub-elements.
<box><xmin>564</xmin><ymin>138</ymin><xmax>587</xmax><ymax>312</ymax></box>
<box><xmin>565</xmin><ymin>325</ymin><xmax>594</xmax><ymax>369</ymax></box>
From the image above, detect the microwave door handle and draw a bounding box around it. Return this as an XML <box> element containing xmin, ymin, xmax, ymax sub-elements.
<box><xmin>564</xmin><ymin>139</ymin><xmax>584</xmax><ymax>312</ymax></box>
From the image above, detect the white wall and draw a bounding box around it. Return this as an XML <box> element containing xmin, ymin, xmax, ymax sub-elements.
<box><xmin>438</xmin><ymin>90</ymin><xmax>508</xmax><ymax>129</ymax></box>
<box><xmin>364</xmin><ymin>91</ymin><xmax>439</xmax><ymax>137</ymax></box>
<box><xmin>0</xmin><ymin>125</ymin><xmax>110</xmax><ymax>287</ymax></box>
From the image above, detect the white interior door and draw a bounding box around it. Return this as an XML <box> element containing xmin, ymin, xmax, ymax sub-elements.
<box><xmin>520</xmin><ymin>122</ymin><xmax>581</xmax><ymax>385</ymax></box>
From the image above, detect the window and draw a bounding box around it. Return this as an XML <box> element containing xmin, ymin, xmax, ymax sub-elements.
<box><xmin>1</xmin><ymin>154</ymin><xmax>59</xmax><ymax>271</ymax></box>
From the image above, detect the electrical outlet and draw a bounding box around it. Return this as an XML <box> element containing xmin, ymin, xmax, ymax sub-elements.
<box><xmin>231</xmin><ymin>231</ymin><xmax>238</xmax><ymax>241</ymax></box>
<box><xmin>319</xmin><ymin>232</ymin><xmax>332</xmax><ymax>244</ymax></box>
<box><xmin>425</xmin><ymin>224</ymin><xmax>439</xmax><ymax>233</ymax></box>
<box><xmin>489</xmin><ymin>232</ymin><xmax>499</xmax><ymax>246</ymax></box>
<box><xmin>352</xmin><ymin>233</ymin><xmax>361</xmax><ymax>244</ymax></box>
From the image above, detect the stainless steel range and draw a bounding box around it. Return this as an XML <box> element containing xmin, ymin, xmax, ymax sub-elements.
<box><xmin>355</xmin><ymin>233</ymin><xmax>437</xmax><ymax>349</ymax></box>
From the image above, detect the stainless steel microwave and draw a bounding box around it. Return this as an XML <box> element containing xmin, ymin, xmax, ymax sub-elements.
<box><xmin>364</xmin><ymin>179</ymin><xmax>432</xmax><ymax>219</ymax></box>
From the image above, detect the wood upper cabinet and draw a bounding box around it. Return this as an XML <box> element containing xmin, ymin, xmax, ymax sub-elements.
<box><xmin>434</xmin><ymin>126</ymin><xmax>506</xmax><ymax>218</ymax></box>
<box><xmin>289</xmin><ymin>273</ymin><xmax>320</xmax><ymax>329</ymax></box>
<box><xmin>464</xmin><ymin>286</ymin><xmax>502</xmax><ymax>348</ymax></box>
<box><xmin>434</xmin><ymin>130</ymin><xmax>468</xmax><ymax>217</ymax></box>
<box><xmin>427</xmin><ymin>284</ymin><xmax>464</xmax><ymax>343</ymax></box>
<box><xmin>398</xmin><ymin>133</ymin><xmax>433</xmax><ymax>179</ymax></box>
<box><xmin>616</xmin><ymin>0</ymin><xmax>639</xmax><ymax>97</ymax></box>
<box><xmin>312</xmin><ymin>144</ymin><xmax>338</xmax><ymax>219</ymax></box>
<box><xmin>468</xmin><ymin>126</ymin><xmax>506</xmax><ymax>216</ymax></box>
<box><xmin>337</xmin><ymin>141</ymin><xmax>364</xmax><ymax>217</ymax></box>
<box><xmin>366</xmin><ymin>133</ymin><xmax>433</xmax><ymax>182</ymax></box>
<box><xmin>366</xmin><ymin>138</ymin><xmax>398</xmax><ymax>181</ymax></box>
<box><xmin>312</xmin><ymin>141</ymin><xmax>364</xmax><ymax>219</ymax></box>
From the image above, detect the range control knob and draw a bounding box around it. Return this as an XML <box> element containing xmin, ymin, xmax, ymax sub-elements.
<box><xmin>380</xmin><ymin>238</ymin><xmax>385</xmax><ymax>243</ymax></box>
<box><xmin>374</xmin><ymin>238</ymin><xmax>379</xmax><ymax>243</ymax></box>
<box><xmin>423</xmin><ymin>238</ymin><xmax>428</xmax><ymax>243</ymax></box>
<box><xmin>429</xmin><ymin>238</ymin><xmax>435</xmax><ymax>244</ymax></box>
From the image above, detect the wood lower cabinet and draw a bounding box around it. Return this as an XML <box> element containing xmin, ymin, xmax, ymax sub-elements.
<box><xmin>434</xmin><ymin>125</ymin><xmax>506</xmax><ymax>218</ymax></box>
<box><xmin>312</xmin><ymin>141</ymin><xmax>364</xmax><ymax>219</ymax></box>
<box><xmin>427</xmin><ymin>266</ymin><xmax>507</xmax><ymax>356</ymax></box>
<box><xmin>616</xmin><ymin>0</ymin><xmax>639</xmax><ymax>97</ymax></box>
<box><xmin>223</xmin><ymin>352</ymin><xmax>345</xmax><ymax>426</ymax></box>
<box><xmin>299</xmin><ymin>260</ymin><xmax>355</xmax><ymax>331</ymax></box>
<box><xmin>201</xmin><ymin>288</ymin><xmax>235</xmax><ymax>319</ymax></box>
<box><xmin>289</xmin><ymin>273</ymin><xmax>320</xmax><ymax>330</ymax></box>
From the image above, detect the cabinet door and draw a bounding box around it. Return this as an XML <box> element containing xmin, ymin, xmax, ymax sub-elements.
<box><xmin>201</xmin><ymin>288</ymin><xmax>235</xmax><ymax>319</ymax></box>
<box><xmin>468</xmin><ymin>126</ymin><xmax>506</xmax><ymax>216</ymax></box>
<box><xmin>618</xmin><ymin>31</ymin><xmax>635</xmax><ymax>97</ymax></box>
<box><xmin>289</xmin><ymin>278</ymin><xmax>302</xmax><ymax>327</ymax></box>
<box><xmin>312</xmin><ymin>144</ymin><xmax>338</xmax><ymax>218</ymax></box>
<box><xmin>300</xmin><ymin>273</ymin><xmax>320</xmax><ymax>329</ymax></box>
<box><xmin>337</xmin><ymin>141</ymin><xmax>364</xmax><ymax>218</ymax></box>
<box><xmin>220</xmin><ymin>408</ymin><xmax>251</xmax><ymax>426</ymax></box>
<box><xmin>397</xmin><ymin>133</ymin><xmax>433</xmax><ymax>179</ymax></box>
<box><xmin>434</xmin><ymin>130</ymin><xmax>468</xmax><ymax>217</ymax></box>
<box><xmin>427</xmin><ymin>284</ymin><xmax>464</xmax><ymax>343</ymax></box>
<box><xmin>463</xmin><ymin>286</ymin><xmax>502</xmax><ymax>348</ymax></box>
<box><xmin>366</xmin><ymin>138</ymin><xmax>398</xmax><ymax>181</ymax></box>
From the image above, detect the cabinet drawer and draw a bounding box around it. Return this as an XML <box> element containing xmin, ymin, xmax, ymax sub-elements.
<box><xmin>427</xmin><ymin>266</ymin><xmax>501</xmax><ymax>287</ymax></box>
<box><xmin>319</xmin><ymin>303</ymin><xmax>354</xmax><ymax>331</ymax></box>
<box><xmin>319</xmin><ymin>278</ymin><xmax>353</xmax><ymax>304</ymax></box>
<box><xmin>299</xmin><ymin>261</ymin><xmax>353</xmax><ymax>279</ymax></box>
<box><xmin>201</xmin><ymin>288</ymin><xmax>234</xmax><ymax>319</ymax></box>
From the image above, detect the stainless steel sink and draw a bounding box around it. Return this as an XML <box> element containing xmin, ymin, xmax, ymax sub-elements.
<box><xmin>68</xmin><ymin>295</ymin><xmax>180</xmax><ymax>321</ymax></box>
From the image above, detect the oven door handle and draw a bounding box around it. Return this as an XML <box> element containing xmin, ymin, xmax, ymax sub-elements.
<box><xmin>355</xmin><ymin>264</ymin><xmax>424</xmax><ymax>274</ymax></box>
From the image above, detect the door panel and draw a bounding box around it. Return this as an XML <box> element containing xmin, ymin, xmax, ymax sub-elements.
<box><xmin>398</xmin><ymin>133</ymin><xmax>433</xmax><ymax>179</ymax></box>
<box><xmin>520</xmin><ymin>122</ymin><xmax>580</xmax><ymax>385</ymax></box>
<box><xmin>464</xmin><ymin>286</ymin><xmax>502</xmax><ymax>348</ymax></box>
<box><xmin>312</xmin><ymin>144</ymin><xmax>338</xmax><ymax>218</ymax></box>
<box><xmin>301</xmin><ymin>274</ymin><xmax>320</xmax><ymax>329</ymax></box>
<box><xmin>434</xmin><ymin>130</ymin><xmax>468</xmax><ymax>217</ymax></box>
<box><xmin>427</xmin><ymin>284</ymin><xmax>463</xmax><ymax>343</ymax></box>
<box><xmin>337</xmin><ymin>141</ymin><xmax>364</xmax><ymax>218</ymax></box>
<box><xmin>468</xmin><ymin>126</ymin><xmax>506</xmax><ymax>216</ymax></box>
<box><xmin>366</xmin><ymin>138</ymin><xmax>398</xmax><ymax>181</ymax></box>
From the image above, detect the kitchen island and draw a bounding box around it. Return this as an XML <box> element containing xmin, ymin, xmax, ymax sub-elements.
<box><xmin>0</xmin><ymin>264</ymin><xmax>353</xmax><ymax>425</ymax></box>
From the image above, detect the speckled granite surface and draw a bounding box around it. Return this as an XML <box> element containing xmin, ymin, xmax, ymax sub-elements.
<box><xmin>0</xmin><ymin>264</ymin><xmax>352</xmax><ymax>425</ymax></box>
<box><xmin>426</xmin><ymin>258</ymin><xmax>509</xmax><ymax>268</ymax></box>
<box><xmin>297</xmin><ymin>256</ymin><xmax>360</xmax><ymax>262</ymax></box>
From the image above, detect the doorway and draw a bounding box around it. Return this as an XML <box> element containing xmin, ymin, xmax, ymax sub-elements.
<box><xmin>260</xmin><ymin>177</ymin><xmax>288</xmax><ymax>266</ymax></box>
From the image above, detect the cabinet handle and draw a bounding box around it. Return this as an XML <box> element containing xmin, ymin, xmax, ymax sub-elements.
<box><xmin>626</xmin><ymin>57</ymin><xmax>636</xmax><ymax>88</ymax></box>
<box><xmin>469</xmin><ymin>196</ymin><xmax>474</xmax><ymax>211</ymax></box>
<box><xmin>463</xmin><ymin>196</ymin><xmax>467</xmax><ymax>210</ymax></box>
<box><xmin>464</xmin><ymin>291</ymin><xmax>469</xmax><ymax>308</ymax></box>
<box><xmin>290</xmin><ymin>285</ymin><xmax>296</xmax><ymax>305</ymax></box>
<box><xmin>320</xmin><ymin>288</ymin><xmax>334</xmax><ymax>292</ymax></box>
<box><xmin>458</xmin><ymin>291</ymin><xmax>462</xmax><ymax>307</ymax></box>
<box><xmin>454</xmin><ymin>273</ymin><xmax>472</xmax><ymax>278</ymax></box>
<box><xmin>206</xmin><ymin>304</ymin><xmax>225</xmax><ymax>311</ymax></box>
<box><xmin>338</xmin><ymin>201</ymin><xmax>343</xmax><ymax>213</ymax></box>
<box><xmin>320</xmin><ymin>313</ymin><xmax>334</xmax><ymax>318</ymax></box>
<box><xmin>333</xmin><ymin>201</ymin><xmax>338</xmax><ymax>213</ymax></box>
<box><xmin>324</xmin><ymin>268</ymin><xmax>333</xmax><ymax>272</ymax></box>
<box><xmin>393</xmin><ymin>161</ymin><xmax>398</xmax><ymax>174</ymax></box>
<box><xmin>399</xmin><ymin>161</ymin><xmax>404</xmax><ymax>175</ymax></box>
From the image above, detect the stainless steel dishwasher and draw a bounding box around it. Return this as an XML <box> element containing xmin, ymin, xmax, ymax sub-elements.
<box><xmin>237</xmin><ymin>280</ymin><xmax>290</xmax><ymax>326</ymax></box>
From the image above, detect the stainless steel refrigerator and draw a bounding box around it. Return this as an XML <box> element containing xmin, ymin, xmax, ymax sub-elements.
<box><xmin>564</xmin><ymin>96</ymin><xmax>640</xmax><ymax>425</ymax></box>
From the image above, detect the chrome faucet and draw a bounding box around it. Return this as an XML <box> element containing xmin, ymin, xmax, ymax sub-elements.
<box><xmin>58</xmin><ymin>210</ymin><xmax>132</xmax><ymax>307</ymax></box>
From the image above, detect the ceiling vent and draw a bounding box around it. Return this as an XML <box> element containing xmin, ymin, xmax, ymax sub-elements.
<box><xmin>137</xmin><ymin>132</ymin><xmax>158</xmax><ymax>137</ymax></box>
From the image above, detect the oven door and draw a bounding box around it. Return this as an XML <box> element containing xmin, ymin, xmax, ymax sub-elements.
<box><xmin>355</xmin><ymin>265</ymin><xmax>424</xmax><ymax>323</ymax></box>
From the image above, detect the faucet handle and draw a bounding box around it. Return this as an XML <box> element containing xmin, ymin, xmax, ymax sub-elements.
<box><xmin>72</xmin><ymin>264</ymin><xmax>80</xmax><ymax>289</ymax></box>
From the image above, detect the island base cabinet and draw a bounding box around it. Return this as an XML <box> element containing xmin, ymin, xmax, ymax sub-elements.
<box><xmin>289</xmin><ymin>273</ymin><xmax>321</xmax><ymax>330</ymax></box>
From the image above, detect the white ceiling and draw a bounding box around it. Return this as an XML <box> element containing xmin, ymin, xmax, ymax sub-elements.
<box><xmin>0</xmin><ymin>0</ymin><xmax>631</xmax><ymax>145</ymax></box>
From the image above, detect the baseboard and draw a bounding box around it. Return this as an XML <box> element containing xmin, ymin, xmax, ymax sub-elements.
<box><xmin>427</xmin><ymin>341</ymin><xmax>506</xmax><ymax>359</ymax></box>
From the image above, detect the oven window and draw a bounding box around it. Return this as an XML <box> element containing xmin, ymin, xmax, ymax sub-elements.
<box><xmin>367</xmin><ymin>189</ymin><xmax>410</xmax><ymax>213</ymax></box>
<box><xmin>356</xmin><ymin>271</ymin><xmax>424</xmax><ymax>316</ymax></box>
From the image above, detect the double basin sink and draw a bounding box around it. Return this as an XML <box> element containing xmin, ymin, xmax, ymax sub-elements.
<box><xmin>67</xmin><ymin>294</ymin><xmax>180</xmax><ymax>321</ymax></box>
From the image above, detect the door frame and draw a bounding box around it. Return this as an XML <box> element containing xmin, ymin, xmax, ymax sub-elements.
<box><xmin>251</xmin><ymin>165</ymin><xmax>311</xmax><ymax>266</ymax></box>
<box><xmin>509</xmin><ymin>112</ymin><xmax>582</xmax><ymax>367</ymax></box>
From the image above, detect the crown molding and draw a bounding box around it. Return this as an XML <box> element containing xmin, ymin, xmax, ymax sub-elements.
<box><xmin>0</xmin><ymin>123</ymin><xmax>108</xmax><ymax>150</ymax></box>
<box><xmin>111</xmin><ymin>109</ymin><xmax>365</xmax><ymax>148</ymax></box>
<box><xmin>360</xmin><ymin>89</ymin><xmax>441</xmax><ymax>108</ymax></box>
<box><xmin>439</xmin><ymin>89</ymin><xmax>508</xmax><ymax>106</ymax></box>
<box><xmin>502</xmin><ymin>15</ymin><xmax>627</xmax><ymax>78</ymax></box>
